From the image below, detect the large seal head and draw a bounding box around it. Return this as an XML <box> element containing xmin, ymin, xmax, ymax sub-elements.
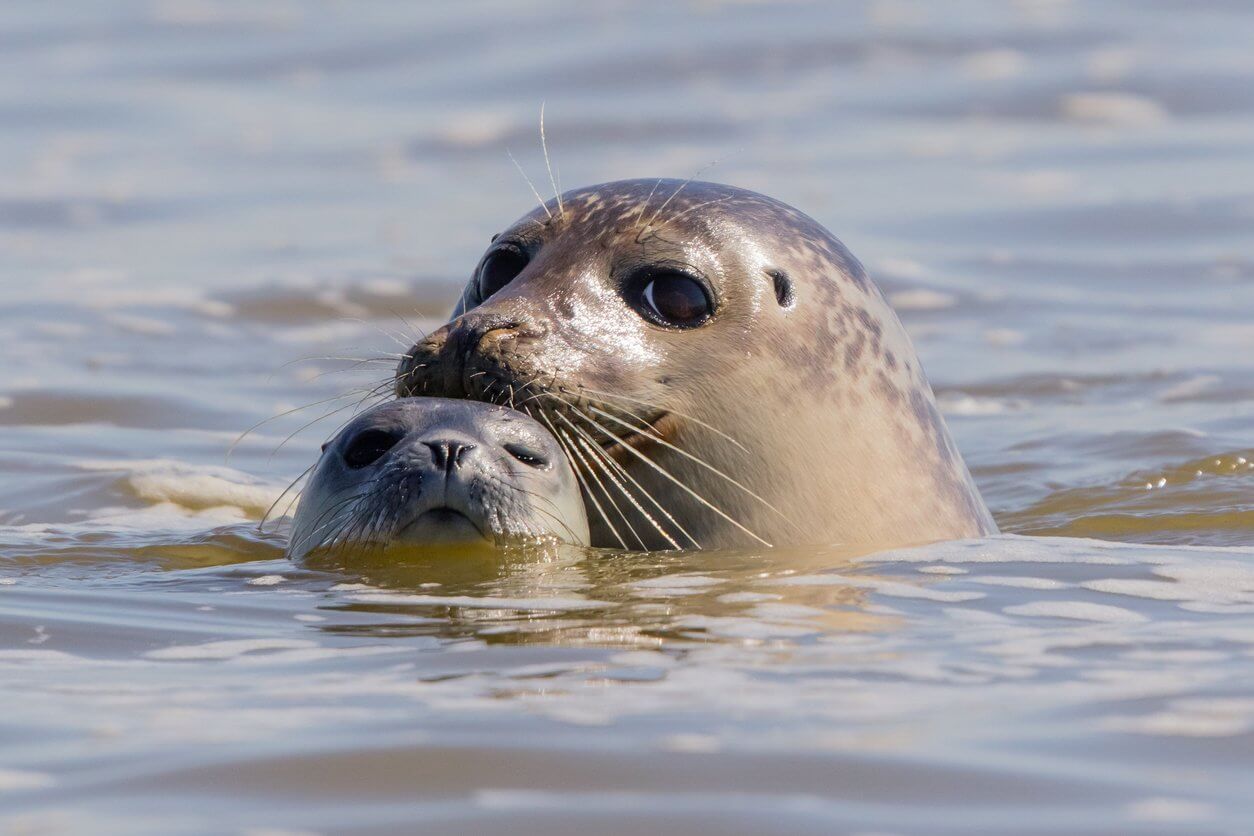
<box><xmin>395</xmin><ymin>179</ymin><xmax>996</xmax><ymax>552</ymax></box>
<box><xmin>288</xmin><ymin>397</ymin><xmax>589</xmax><ymax>561</ymax></box>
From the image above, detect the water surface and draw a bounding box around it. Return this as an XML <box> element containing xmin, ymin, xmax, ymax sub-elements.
<box><xmin>2</xmin><ymin>0</ymin><xmax>1253</xmax><ymax>833</ymax></box>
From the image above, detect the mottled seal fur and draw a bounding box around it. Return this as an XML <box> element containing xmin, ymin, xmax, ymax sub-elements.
<box><xmin>288</xmin><ymin>398</ymin><xmax>589</xmax><ymax>560</ymax></box>
<box><xmin>395</xmin><ymin>179</ymin><xmax>996</xmax><ymax>551</ymax></box>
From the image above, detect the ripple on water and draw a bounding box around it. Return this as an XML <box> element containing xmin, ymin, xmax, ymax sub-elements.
<box><xmin>2</xmin><ymin>0</ymin><xmax>1254</xmax><ymax>831</ymax></box>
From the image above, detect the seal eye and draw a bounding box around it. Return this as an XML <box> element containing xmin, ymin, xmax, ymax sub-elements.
<box><xmin>478</xmin><ymin>247</ymin><xmax>528</xmax><ymax>300</ymax></box>
<box><xmin>638</xmin><ymin>272</ymin><xmax>713</xmax><ymax>328</ymax></box>
<box><xmin>342</xmin><ymin>428</ymin><xmax>403</xmax><ymax>469</ymax></box>
<box><xmin>504</xmin><ymin>443</ymin><xmax>548</xmax><ymax>469</ymax></box>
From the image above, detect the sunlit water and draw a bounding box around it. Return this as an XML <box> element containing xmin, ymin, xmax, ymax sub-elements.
<box><xmin>2</xmin><ymin>1</ymin><xmax>1253</xmax><ymax>833</ymax></box>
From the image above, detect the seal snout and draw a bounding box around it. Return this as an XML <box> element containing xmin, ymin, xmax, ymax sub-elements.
<box><xmin>396</xmin><ymin>310</ymin><xmax>547</xmax><ymax>401</ymax></box>
<box><xmin>421</xmin><ymin>438</ymin><xmax>476</xmax><ymax>476</ymax></box>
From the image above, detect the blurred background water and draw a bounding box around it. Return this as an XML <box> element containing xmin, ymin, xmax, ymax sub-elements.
<box><xmin>1</xmin><ymin>1</ymin><xmax>1253</xmax><ymax>833</ymax></box>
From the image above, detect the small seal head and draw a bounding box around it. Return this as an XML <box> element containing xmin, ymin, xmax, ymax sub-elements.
<box><xmin>288</xmin><ymin>397</ymin><xmax>590</xmax><ymax>561</ymax></box>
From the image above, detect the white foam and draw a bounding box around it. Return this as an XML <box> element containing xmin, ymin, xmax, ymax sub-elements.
<box><xmin>105</xmin><ymin>313</ymin><xmax>178</xmax><ymax>337</ymax></box>
<box><xmin>938</xmin><ymin>394</ymin><xmax>1027</xmax><ymax>416</ymax></box>
<box><xmin>630</xmin><ymin>574</ymin><xmax>724</xmax><ymax>596</ymax></box>
<box><xmin>1061</xmin><ymin>92</ymin><xmax>1167</xmax><ymax>127</ymax></box>
<box><xmin>961</xmin><ymin>48</ymin><xmax>1026</xmax><ymax>81</ymax></box>
<box><xmin>861</xmin><ymin>535</ymin><xmax>1206</xmax><ymax>566</ymax></box>
<box><xmin>983</xmin><ymin>327</ymin><xmax>1027</xmax><ymax>346</ymax></box>
<box><xmin>1103</xmin><ymin>700</ymin><xmax>1254</xmax><ymax>737</ymax></box>
<box><xmin>970</xmin><ymin>575</ymin><xmax>1068</xmax><ymax>590</ymax></box>
<box><xmin>631</xmin><ymin>574</ymin><xmax>723</xmax><ymax>589</ymax></box>
<box><xmin>774</xmin><ymin>573</ymin><xmax>984</xmax><ymax>603</ymax></box>
<box><xmin>888</xmin><ymin>289</ymin><xmax>956</xmax><ymax>311</ymax></box>
<box><xmin>1125</xmin><ymin>797</ymin><xmax>1215</xmax><ymax>823</ymax></box>
<box><xmin>1004</xmin><ymin>601</ymin><xmax>1147</xmax><ymax>623</ymax></box>
<box><xmin>77</xmin><ymin>458</ymin><xmax>285</xmax><ymax>518</ymax></box>
<box><xmin>0</xmin><ymin>769</ymin><xmax>56</xmax><ymax>792</ymax></box>
<box><xmin>677</xmin><ymin>614</ymin><xmax>819</xmax><ymax>640</ymax></box>
<box><xmin>716</xmin><ymin>591</ymin><xmax>782</xmax><ymax>603</ymax></box>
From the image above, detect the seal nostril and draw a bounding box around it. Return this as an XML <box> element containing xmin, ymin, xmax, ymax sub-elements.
<box><xmin>424</xmin><ymin>441</ymin><xmax>476</xmax><ymax>473</ymax></box>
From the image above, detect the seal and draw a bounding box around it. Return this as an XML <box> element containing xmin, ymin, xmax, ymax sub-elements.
<box><xmin>288</xmin><ymin>397</ymin><xmax>590</xmax><ymax>561</ymax></box>
<box><xmin>394</xmin><ymin>179</ymin><xmax>997</xmax><ymax>552</ymax></box>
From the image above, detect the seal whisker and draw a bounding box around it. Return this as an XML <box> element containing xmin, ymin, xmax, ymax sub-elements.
<box><xmin>344</xmin><ymin>317</ymin><xmax>415</xmax><ymax>351</ymax></box>
<box><xmin>632</xmin><ymin>178</ymin><xmax>666</xmax><ymax>235</ymax></box>
<box><xmin>383</xmin><ymin>305</ymin><xmax>429</xmax><ymax>349</ymax></box>
<box><xmin>505</xmin><ymin>480</ymin><xmax>585</xmax><ymax>545</ymax></box>
<box><xmin>562</xmin><ymin>429</ymin><xmax>648</xmax><ymax>551</ymax></box>
<box><xmin>260</xmin><ymin>461</ymin><xmax>316</xmax><ymax>531</ymax></box>
<box><xmin>548</xmin><ymin>400</ymin><xmax>699</xmax><ymax>549</ymax></box>
<box><xmin>635</xmin><ymin>162</ymin><xmax>720</xmax><ymax>243</ymax></box>
<box><xmin>319</xmin><ymin>476</ymin><xmax>395</xmax><ymax>556</ymax></box>
<box><xmin>291</xmin><ymin>485</ymin><xmax>378</xmax><ymax>556</ymax></box>
<box><xmin>228</xmin><ymin>389</ymin><xmax>373</xmax><ymax>461</ymax></box>
<box><xmin>533</xmin><ymin>408</ymin><xmax>627</xmax><ymax>550</ymax></box>
<box><xmin>551</xmin><ymin>396</ymin><xmax>773</xmax><ymax>548</ymax></box>
<box><xmin>573</xmin><ymin>386</ymin><xmax>750</xmax><ymax>454</ymax></box>
<box><xmin>539</xmin><ymin>102</ymin><xmax>564</xmax><ymax>219</ymax></box>
<box><xmin>276</xmin><ymin>353</ymin><xmax>408</xmax><ymax>373</ymax></box>
<box><xmin>267</xmin><ymin>377</ymin><xmax>398</xmax><ymax>462</ymax></box>
<box><xmin>546</xmin><ymin>403</ymin><xmax>690</xmax><ymax>549</ymax></box>
<box><xmin>584</xmin><ymin>404</ymin><xmax>802</xmax><ymax>532</ymax></box>
<box><xmin>566</xmin><ymin>421</ymin><xmax>685</xmax><ymax>551</ymax></box>
<box><xmin>506</xmin><ymin>149</ymin><xmax>554</xmax><ymax>222</ymax></box>
<box><xmin>558</xmin><ymin>425</ymin><xmax>642</xmax><ymax>550</ymax></box>
<box><xmin>300</xmin><ymin>358</ymin><xmax>407</xmax><ymax>385</ymax></box>
<box><xmin>646</xmin><ymin>195</ymin><xmax>735</xmax><ymax>241</ymax></box>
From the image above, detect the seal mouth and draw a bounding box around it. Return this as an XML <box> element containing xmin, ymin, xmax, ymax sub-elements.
<box><xmin>397</xmin><ymin>507</ymin><xmax>488</xmax><ymax>544</ymax></box>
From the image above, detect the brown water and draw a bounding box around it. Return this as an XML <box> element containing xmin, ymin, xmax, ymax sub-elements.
<box><xmin>2</xmin><ymin>1</ymin><xmax>1254</xmax><ymax>833</ymax></box>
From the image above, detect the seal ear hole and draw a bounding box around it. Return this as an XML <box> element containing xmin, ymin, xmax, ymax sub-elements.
<box><xmin>343</xmin><ymin>428</ymin><xmax>404</xmax><ymax>470</ymax></box>
<box><xmin>504</xmin><ymin>443</ymin><xmax>549</xmax><ymax>469</ymax></box>
<box><xmin>768</xmin><ymin>269</ymin><xmax>795</xmax><ymax>309</ymax></box>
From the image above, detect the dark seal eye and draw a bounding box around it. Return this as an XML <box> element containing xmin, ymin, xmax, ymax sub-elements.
<box><xmin>637</xmin><ymin>271</ymin><xmax>713</xmax><ymax>328</ymax></box>
<box><xmin>478</xmin><ymin>247</ymin><xmax>528</xmax><ymax>300</ymax></box>
<box><xmin>504</xmin><ymin>443</ymin><xmax>549</xmax><ymax>469</ymax></box>
<box><xmin>342</xmin><ymin>428</ymin><xmax>403</xmax><ymax>469</ymax></box>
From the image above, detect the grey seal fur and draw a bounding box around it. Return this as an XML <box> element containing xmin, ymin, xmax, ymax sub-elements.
<box><xmin>288</xmin><ymin>397</ymin><xmax>589</xmax><ymax>560</ymax></box>
<box><xmin>394</xmin><ymin>179</ymin><xmax>997</xmax><ymax>552</ymax></box>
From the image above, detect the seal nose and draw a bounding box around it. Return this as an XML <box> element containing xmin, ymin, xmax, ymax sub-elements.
<box><xmin>423</xmin><ymin>439</ymin><xmax>476</xmax><ymax>475</ymax></box>
<box><xmin>435</xmin><ymin>313</ymin><xmax>522</xmax><ymax>394</ymax></box>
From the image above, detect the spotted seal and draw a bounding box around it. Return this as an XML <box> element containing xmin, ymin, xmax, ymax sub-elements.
<box><xmin>394</xmin><ymin>179</ymin><xmax>996</xmax><ymax>551</ymax></box>
<box><xmin>288</xmin><ymin>397</ymin><xmax>589</xmax><ymax>561</ymax></box>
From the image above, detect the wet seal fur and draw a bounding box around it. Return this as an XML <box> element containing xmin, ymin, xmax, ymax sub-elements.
<box><xmin>288</xmin><ymin>398</ymin><xmax>589</xmax><ymax>561</ymax></box>
<box><xmin>395</xmin><ymin>179</ymin><xmax>997</xmax><ymax>552</ymax></box>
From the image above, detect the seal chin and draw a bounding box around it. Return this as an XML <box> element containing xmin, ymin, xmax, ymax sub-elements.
<box><xmin>397</xmin><ymin>507</ymin><xmax>489</xmax><ymax>544</ymax></box>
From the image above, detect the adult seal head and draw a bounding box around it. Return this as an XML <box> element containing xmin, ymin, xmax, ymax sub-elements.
<box><xmin>288</xmin><ymin>397</ymin><xmax>590</xmax><ymax>561</ymax></box>
<box><xmin>395</xmin><ymin>179</ymin><xmax>997</xmax><ymax>552</ymax></box>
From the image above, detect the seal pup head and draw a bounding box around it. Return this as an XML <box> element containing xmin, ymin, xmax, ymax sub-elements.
<box><xmin>395</xmin><ymin>179</ymin><xmax>996</xmax><ymax>552</ymax></box>
<box><xmin>288</xmin><ymin>397</ymin><xmax>590</xmax><ymax>561</ymax></box>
